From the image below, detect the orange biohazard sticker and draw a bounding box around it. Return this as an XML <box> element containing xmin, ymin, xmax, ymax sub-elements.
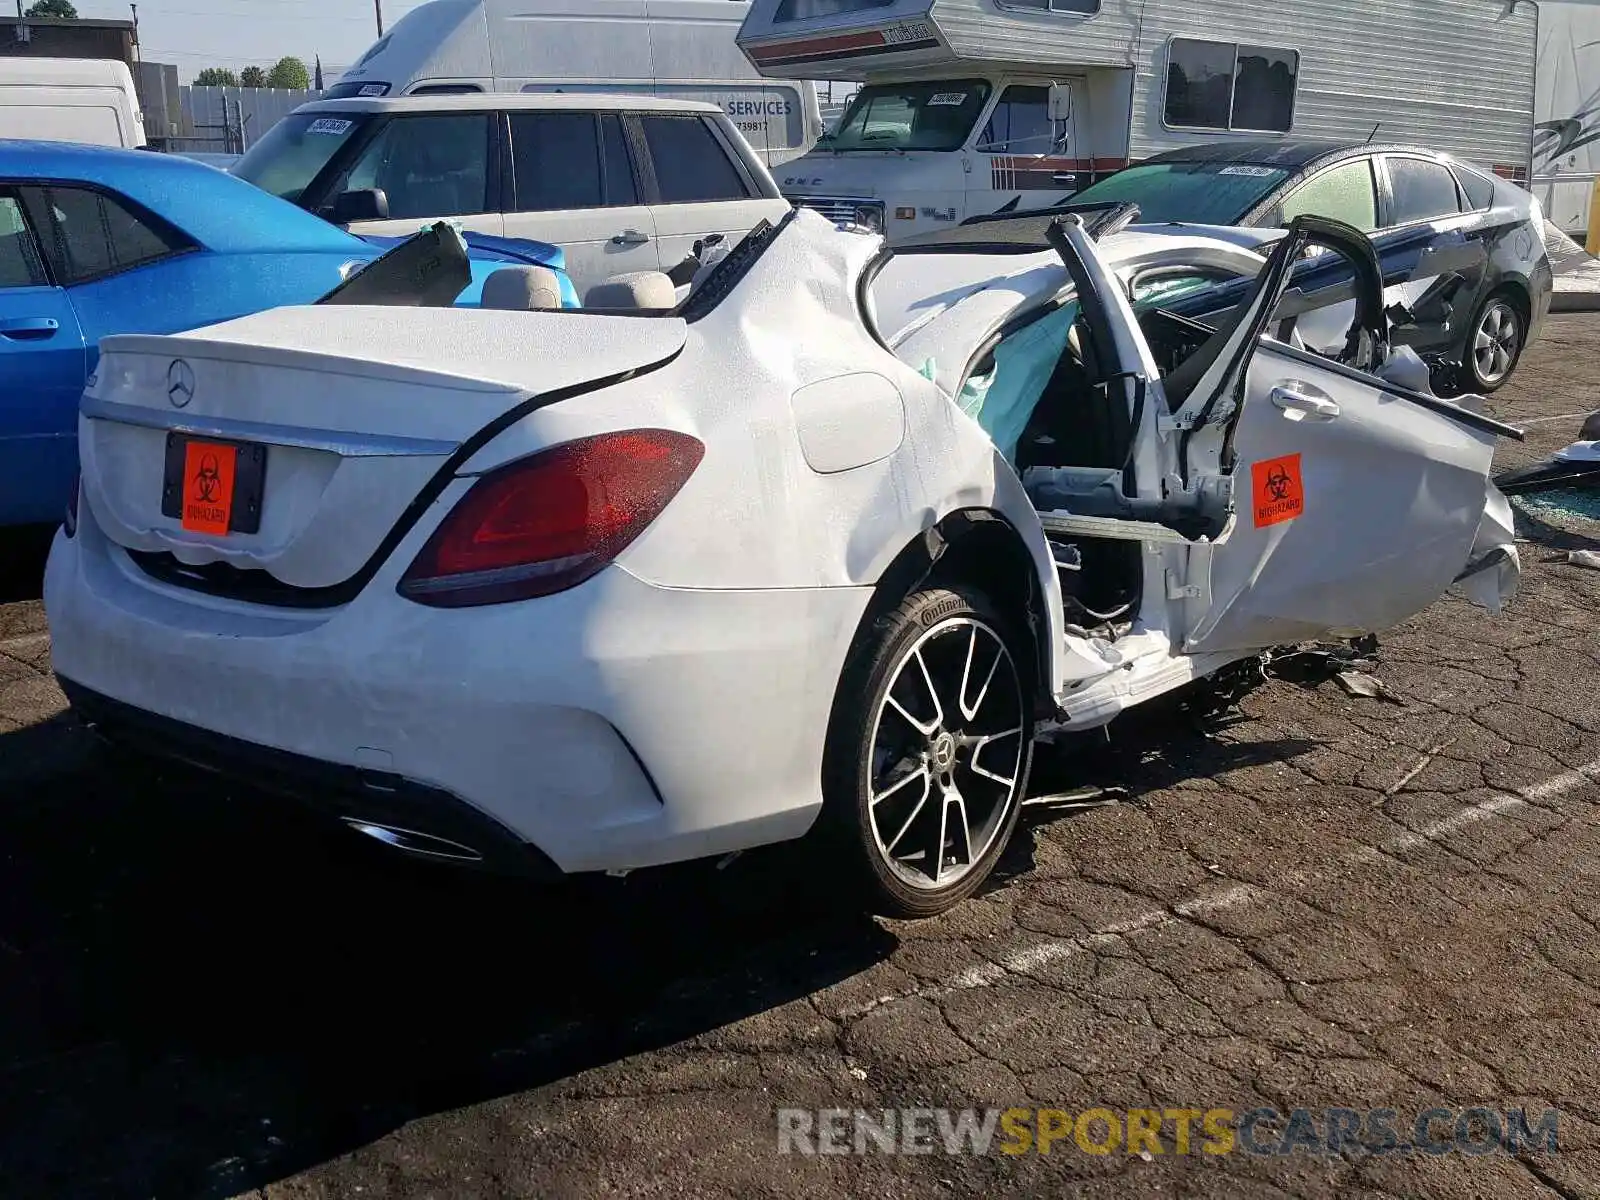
<box><xmin>1251</xmin><ymin>453</ymin><xmax>1305</xmax><ymax>528</ymax></box>
<box><xmin>181</xmin><ymin>440</ymin><xmax>237</xmax><ymax>535</ymax></box>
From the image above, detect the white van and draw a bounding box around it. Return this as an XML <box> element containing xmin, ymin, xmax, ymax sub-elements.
<box><xmin>231</xmin><ymin>92</ymin><xmax>791</xmax><ymax>293</ymax></box>
<box><xmin>0</xmin><ymin>57</ymin><xmax>144</xmax><ymax>149</ymax></box>
<box><xmin>329</xmin><ymin>0</ymin><xmax>823</xmax><ymax>166</ymax></box>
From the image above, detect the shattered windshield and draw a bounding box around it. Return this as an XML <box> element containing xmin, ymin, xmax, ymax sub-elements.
<box><xmin>233</xmin><ymin>112</ymin><xmax>370</xmax><ymax>204</ymax></box>
<box><xmin>823</xmin><ymin>80</ymin><xmax>992</xmax><ymax>153</ymax></box>
<box><xmin>1069</xmin><ymin>161</ymin><xmax>1291</xmax><ymax>225</ymax></box>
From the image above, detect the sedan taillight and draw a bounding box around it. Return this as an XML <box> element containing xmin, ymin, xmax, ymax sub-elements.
<box><xmin>398</xmin><ymin>429</ymin><xmax>704</xmax><ymax>608</ymax></box>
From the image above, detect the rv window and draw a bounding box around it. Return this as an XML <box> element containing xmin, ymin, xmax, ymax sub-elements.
<box><xmin>411</xmin><ymin>84</ymin><xmax>483</xmax><ymax>95</ymax></box>
<box><xmin>1231</xmin><ymin>45</ymin><xmax>1297</xmax><ymax>133</ymax></box>
<box><xmin>338</xmin><ymin>114</ymin><xmax>492</xmax><ymax>220</ymax></box>
<box><xmin>1164</xmin><ymin>38</ymin><xmax>1297</xmax><ymax>134</ymax></box>
<box><xmin>978</xmin><ymin>86</ymin><xmax>1054</xmax><ymax>154</ymax></box>
<box><xmin>1386</xmin><ymin>157</ymin><xmax>1464</xmax><ymax>225</ymax></box>
<box><xmin>510</xmin><ymin>112</ymin><xmax>604</xmax><ymax>211</ymax></box>
<box><xmin>18</xmin><ymin>186</ymin><xmax>192</xmax><ymax>285</ymax></box>
<box><xmin>0</xmin><ymin>196</ymin><xmax>47</xmax><ymax>288</ymax></box>
<box><xmin>995</xmin><ymin>0</ymin><xmax>1100</xmax><ymax>14</ymax></box>
<box><xmin>774</xmin><ymin>0</ymin><xmax>893</xmax><ymax>20</ymax></box>
<box><xmin>639</xmin><ymin>116</ymin><xmax>752</xmax><ymax>203</ymax></box>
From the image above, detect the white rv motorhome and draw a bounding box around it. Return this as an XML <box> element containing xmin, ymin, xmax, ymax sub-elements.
<box><xmin>332</xmin><ymin>0</ymin><xmax>824</xmax><ymax>164</ymax></box>
<box><xmin>737</xmin><ymin>0</ymin><xmax>1539</xmax><ymax>241</ymax></box>
<box><xmin>1533</xmin><ymin>0</ymin><xmax>1600</xmax><ymax>238</ymax></box>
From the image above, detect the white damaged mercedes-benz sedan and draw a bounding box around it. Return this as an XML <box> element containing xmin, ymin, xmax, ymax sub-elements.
<box><xmin>44</xmin><ymin>206</ymin><xmax>1523</xmax><ymax>916</ymax></box>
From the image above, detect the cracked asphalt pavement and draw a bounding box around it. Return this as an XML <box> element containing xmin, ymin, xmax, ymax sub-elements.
<box><xmin>1</xmin><ymin>319</ymin><xmax>1599</xmax><ymax>1200</ymax></box>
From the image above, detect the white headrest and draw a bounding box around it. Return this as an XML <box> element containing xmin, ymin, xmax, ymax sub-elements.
<box><xmin>585</xmin><ymin>270</ymin><xmax>677</xmax><ymax>311</ymax></box>
<box><xmin>482</xmin><ymin>266</ymin><xmax>563</xmax><ymax>311</ymax></box>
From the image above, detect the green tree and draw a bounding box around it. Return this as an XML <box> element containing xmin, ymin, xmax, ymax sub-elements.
<box><xmin>239</xmin><ymin>66</ymin><xmax>268</xmax><ymax>88</ymax></box>
<box><xmin>24</xmin><ymin>0</ymin><xmax>79</xmax><ymax>18</ymax></box>
<box><xmin>193</xmin><ymin>67</ymin><xmax>240</xmax><ymax>87</ymax></box>
<box><xmin>265</xmin><ymin>56</ymin><xmax>311</xmax><ymax>90</ymax></box>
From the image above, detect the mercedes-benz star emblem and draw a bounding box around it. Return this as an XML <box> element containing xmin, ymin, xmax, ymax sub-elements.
<box><xmin>167</xmin><ymin>359</ymin><xmax>195</xmax><ymax>409</ymax></box>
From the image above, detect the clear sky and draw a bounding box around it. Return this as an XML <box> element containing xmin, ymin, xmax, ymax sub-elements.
<box><xmin>69</xmin><ymin>0</ymin><xmax>429</xmax><ymax>83</ymax></box>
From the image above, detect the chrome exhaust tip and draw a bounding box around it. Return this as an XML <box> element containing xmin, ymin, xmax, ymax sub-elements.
<box><xmin>342</xmin><ymin>819</ymin><xmax>486</xmax><ymax>864</ymax></box>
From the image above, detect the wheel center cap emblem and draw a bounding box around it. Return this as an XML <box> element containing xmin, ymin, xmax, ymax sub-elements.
<box><xmin>931</xmin><ymin>732</ymin><xmax>956</xmax><ymax>771</ymax></box>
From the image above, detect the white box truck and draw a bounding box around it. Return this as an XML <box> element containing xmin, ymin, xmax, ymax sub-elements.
<box><xmin>0</xmin><ymin>57</ymin><xmax>144</xmax><ymax>148</ymax></box>
<box><xmin>331</xmin><ymin>0</ymin><xmax>824</xmax><ymax>165</ymax></box>
<box><xmin>736</xmin><ymin>0</ymin><xmax>1540</xmax><ymax>241</ymax></box>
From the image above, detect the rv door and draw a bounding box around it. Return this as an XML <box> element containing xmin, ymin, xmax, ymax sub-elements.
<box><xmin>973</xmin><ymin>81</ymin><xmax>1084</xmax><ymax>219</ymax></box>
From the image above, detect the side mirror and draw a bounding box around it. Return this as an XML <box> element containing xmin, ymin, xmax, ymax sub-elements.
<box><xmin>330</xmin><ymin>188</ymin><xmax>389</xmax><ymax>224</ymax></box>
<box><xmin>1047</xmin><ymin>83</ymin><xmax>1073</xmax><ymax>123</ymax></box>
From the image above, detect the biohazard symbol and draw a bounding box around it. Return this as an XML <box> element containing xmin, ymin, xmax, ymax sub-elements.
<box><xmin>180</xmin><ymin>441</ymin><xmax>237</xmax><ymax>535</ymax></box>
<box><xmin>1251</xmin><ymin>453</ymin><xmax>1305</xmax><ymax>528</ymax></box>
<box><xmin>192</xmin><ymin>453</ymin><xmax>223</xmax><ymax>504</ymax></box>
<box><xmin>1264</xmin><ymin>463</ymin><xmax>1294</xmax><ymax>503</ymax></box>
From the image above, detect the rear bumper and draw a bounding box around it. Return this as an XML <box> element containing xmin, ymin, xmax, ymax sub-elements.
<box><xmin>63</xmin><ymin>679</ymin><xmax>562</xmax><ymax>877</ymax></box>
<box><xmin>45</xmin><ymin>516</ymin><xmax>872</xmax><ymax>874</ymax></box>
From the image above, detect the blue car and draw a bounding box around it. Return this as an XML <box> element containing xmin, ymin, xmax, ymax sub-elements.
<box><xmin>0</xmin><ymin>140</ymin><xmax>576</xmax><ymax>527</ymax></box>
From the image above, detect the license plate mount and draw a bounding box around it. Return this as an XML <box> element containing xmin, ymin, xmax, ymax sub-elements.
<box><xmin>160</xmin><ymin>433</ymin><xmax>268</xmax><ymax>535</ymax></box>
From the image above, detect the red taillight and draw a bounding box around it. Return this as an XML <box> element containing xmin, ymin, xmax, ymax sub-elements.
<box><xmin>398</xmin><ymin>429</ymin><xmax>704</xmax><ymax>608</ymax></box>
<box><xmin>64</xmin><ymin>470</ymin><xmax>80</xmax><ymax>538</ymax></box>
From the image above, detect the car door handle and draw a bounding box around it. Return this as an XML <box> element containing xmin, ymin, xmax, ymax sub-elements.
<box><xmin>1270</xmin><ymin>386</ymin><xmax>1341</xmax><ymax>421</ymax></box>
<box><xmin>610</xmin><ymin>230</ymin><xmax>651</xmax><ymax>246</ymax></box>
<box><xmin>0</xmin><ymin>317</ymin><xmax>60</xmax><ymax>341</ymax></box>
<box><xmin>1051</xmin><ymin>172</ymin><xmax>1078</xmax><ymax>184</ymax></box>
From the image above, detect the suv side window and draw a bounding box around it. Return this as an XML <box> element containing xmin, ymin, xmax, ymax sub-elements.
<box><xmin>509</xmin><ymin>111</ymin><xmax>639</xmax><ymax>210</ymax></box>
<box><xmin>979</xmin><ymin>85</ymin><xmax>1053</xmax><ymax>153</ymax></box>
<box><xmin>1386</xmin><ymin>157</ymin><xmax>1463</xmax><ymax>226</ymax></box>
<box><xmin>0</xmin><ymin>194</ymin><xmax>48</xmax><ymax>287</ymax></box>
<box><xmin>19</xmin><ymin>185</ymin><xmax>191</xmax><ymax>284</ymax></box>
<box><xmin>337</xmin><ymin>113</ymin><xmax>492</xmax><ymax>220</ymax></box>
<box><xmin>638</xmin><ymin>115</ymin><xmax>752</xmax><ymax>204</ymax></box>
<box><xmin>1277</xmin><ymin>159</ymin><xmax>1378</xmax><ymax>231</ymax></box>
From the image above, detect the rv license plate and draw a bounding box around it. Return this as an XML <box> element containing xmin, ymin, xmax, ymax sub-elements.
<box><xmin>161</xmin><ymin>433</ymin><xmax>268</xmax><ymax>535</ymax></box>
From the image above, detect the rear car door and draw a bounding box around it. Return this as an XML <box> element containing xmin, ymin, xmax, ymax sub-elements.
<box><xmin>0</xmin><ymin>188</ymin><xmax>87</xmax><ymax>525</ymax></box>
<box><xmin>1157</xmin><ymin>217</ymin><xmax>1514</xmax><ymax>653</ymax></box>
<box><xmin>1375</xmin><ymin>153</ymin><xmax>1489</xmax><ymax>357</ymax></box>
<box><xmin>502</xmin><ymin>110</ymin><xmax>658</xmax><ymax>295</ymax></box>
<box><xmin>332</xmin><ymin>112</ymin><xmax>505</xmax><ymax>239</ymax></box>
<box><xmin>632</xmin><ymin>113</ymin><xmax>786</xmax><ymax>273</ymax></box>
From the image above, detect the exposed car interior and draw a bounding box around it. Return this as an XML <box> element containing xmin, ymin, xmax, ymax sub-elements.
<box><xmin>872</xmin><ymin>210</ymin><xmax>1408</xmax><ymax>641</ymax></box>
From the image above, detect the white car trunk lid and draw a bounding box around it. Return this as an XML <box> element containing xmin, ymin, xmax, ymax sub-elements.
<box><xmin>80</xmin><ymin>306</ymin><xmax>686</xmax><ymax>590</ymax></box>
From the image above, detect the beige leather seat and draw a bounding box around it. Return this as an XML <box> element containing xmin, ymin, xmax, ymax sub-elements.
<box><xmin>482</xmin><ymin>266</ymin><xmax>564</xmax><ymax>311</ymax></box>
<box><xmin>584</xmin><ymin>270</ymin><xmax>677</xmax><ymax>311</ymax></box>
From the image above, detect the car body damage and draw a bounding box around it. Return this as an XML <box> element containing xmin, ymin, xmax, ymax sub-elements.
<box><xmin>45</xmin><ymin>206</ymin><xmax>1525</xmax><ymax>904</ymax></box>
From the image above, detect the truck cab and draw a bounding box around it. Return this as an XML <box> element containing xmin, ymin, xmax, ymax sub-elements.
<box><xmin>776</xmin><ymin>72</ymin><xmax>1102</xmax><ymax>240</ymax></box>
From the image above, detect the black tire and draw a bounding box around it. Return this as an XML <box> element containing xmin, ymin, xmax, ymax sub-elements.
<box><xmin>821</xmin><ymin>584</ymin><xmax>1035</xmax><ymax>918</ymax></box>
<box><xmin>1463</xmin><ymin>288</ymin><xmax>1527</xmax><ymax>393</ymax></box>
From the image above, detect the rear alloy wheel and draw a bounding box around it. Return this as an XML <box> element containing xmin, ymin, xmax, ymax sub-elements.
<box><xmin>824</xmin><ymin>586</ymin><xmax>1034</xmax><ymax>917</ymax></box>
<box><xmin>1466</xmin><ymin>292</ymin><xmax>1525</xmax><ymax>392</ymax></box>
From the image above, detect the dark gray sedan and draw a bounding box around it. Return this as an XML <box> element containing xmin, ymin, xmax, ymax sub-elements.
<box><xmin>1069</xmin><ymin>140</ymin><xmax>1555</xmax><ymax>392</ymax></box>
